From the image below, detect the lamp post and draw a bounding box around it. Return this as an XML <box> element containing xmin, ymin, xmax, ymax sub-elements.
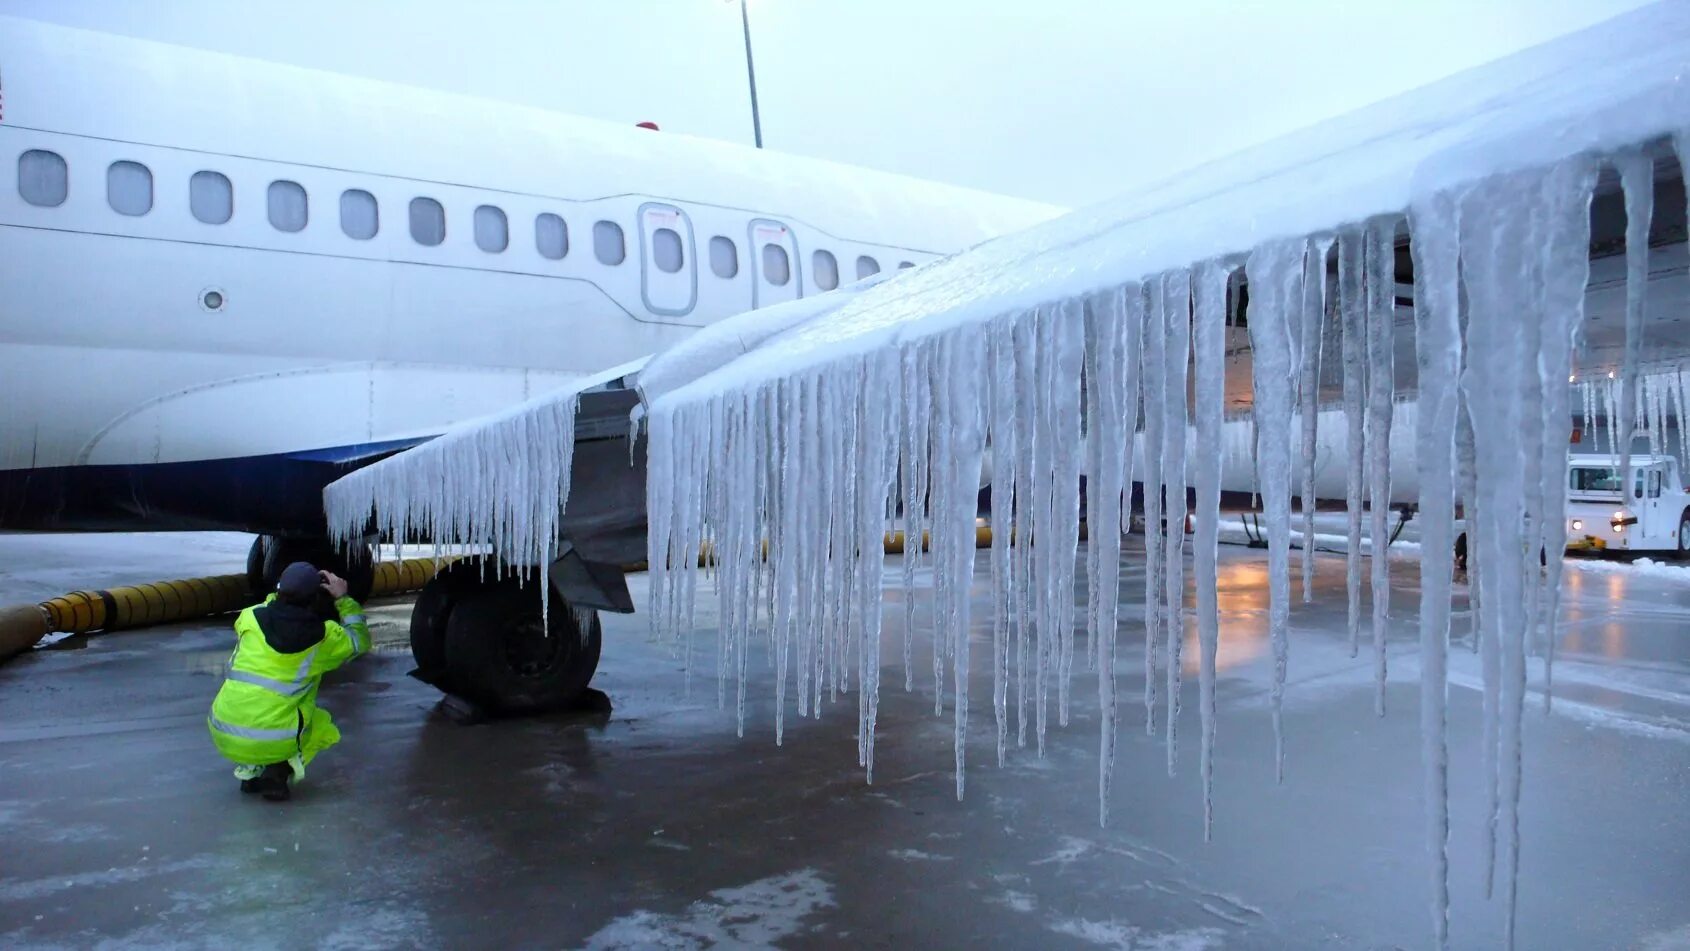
<box><xmin>737</xmin><ymin>0</ymin><xmax>763</xmax><ymax>148</ymax></box>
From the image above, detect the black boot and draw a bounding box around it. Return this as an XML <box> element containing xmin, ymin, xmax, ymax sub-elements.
<box><xmin>257</xmin><ymin>762</ymin><xmax>292</xmax><ymax>802</ymax></box>
<box><xmin>239</xmin><ymin>776</ymin><xmax>262</xmax><ymax>794</ymax></box>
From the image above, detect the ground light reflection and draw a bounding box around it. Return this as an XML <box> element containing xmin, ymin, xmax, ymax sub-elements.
<box><xmin>1182</xmin><ymin>559</ymin><xmax>1270</xmax><ymax>674</ymax></box>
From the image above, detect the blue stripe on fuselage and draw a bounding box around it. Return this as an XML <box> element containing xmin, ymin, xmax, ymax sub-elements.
<box><xmin>0</xmin><ymin>438</ymin><xmax>431</xmax><ymax>535</ymax></box>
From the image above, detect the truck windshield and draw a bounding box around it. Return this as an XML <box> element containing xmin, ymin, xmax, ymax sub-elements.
<box><xmin>1568</xmin><ymin>467</ymin><xmax>1635</xmax><ymax>494</ymax></box>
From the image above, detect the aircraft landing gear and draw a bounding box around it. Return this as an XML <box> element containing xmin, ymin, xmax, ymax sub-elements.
<box><xmin>246</xmin><ymin>535</ymin><xmax>374</xmax><ymax>602</ymax></box>
<box><xmin>406</xmin><ymin>562</ymin><xmax>603</xmax><ymax>716</ymax></box>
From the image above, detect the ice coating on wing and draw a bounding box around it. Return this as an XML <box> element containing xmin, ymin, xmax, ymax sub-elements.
<box><xmin>1365</xmin><ymin>216</ymin><xmax>1396</xmax><ymax>716</ymax></box>
<box><xmin>1298</xmin><ymin>239</ymin><xmax>1331</xmax><ymax>604</ymax></box>
<box><xmin>1338</xmin><ymin>226</ymin><xmax>1367</xmax><ymax>658</ymax></box>
<box><xmin>1191</xmin><ymin>261</ymin><xmax>1230</xmax><ymax>839</ymax></box>
<box><xmin>1409</xmin><ymin>188</ymin><xmax>1460</xmax><ymax>950</ymax></box>
<box><xmin>326</xmin><ymin>356</ymin><xmax>646</xmax><ymax>604</ymax></box>
<box><xmin>336</xmin><ymin>11</ymin><xmax>1690</xmax><ymax>950</ymax></box>
<box><xmin>1161</xmin><ymin>272</ymin><xmax>1192</xmax><ymax>773</ymax></box>
<box><xmin>1615</xmin><ymin>149</ymin><xmax>1654</xmax><ymax>498</ymax></box>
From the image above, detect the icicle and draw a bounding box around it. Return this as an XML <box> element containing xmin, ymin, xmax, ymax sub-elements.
<box><xmin>1052</xmin><ymin>299</ymin><xmax>1087</xmax><ymax>730</ymax></box>
<box><xmin>1298</xmin><ymin>238</ymin><xmax>1331</xmax><ymax>604</ymax></box>
<box><xmin>1012</xmin><ymin>312</ymin><xmax>1038</xmax><ymax>749</ymax></box>
<box><xmin>1030</xmin><ymin>305</ymin><xmax>1058</xmax><ymax>748</ymax></box>
<box><xmin>989</xmin><ymin>315</ymin><xmax>1018</xmax><ymax>767</ymax></box>
<box><xmin>1408</xmin><ymin>186</ymin><xmax>1462</xmax><ymax>950</ymax></box>
<box><xmin>925</xmin><ymin>330</ymin><xmax>987</xmax><ymax>800</ymax></box>
<box><xmin>1246</xmin><ymin>237</ymin><xmax>1301</xmax><ymax>784</ymax></box>
<box><xmin>1536</xmin><ymin>159</ymin><xmax>1599</xmax><ymax>713</ymax></box>
<box><xmin>1337</xmin><ymin>225</ymin><xmax>1367</xmax><ymax>658</ymax></box>
<box><xmin>1162</xmin><ymin>270</ymin><xmax>1192</xmax><ymax>774</ymax></box>
<box><xmin>1461</xmin><ymin>159</ymin><xmax>1592</xmax><ymax>950</ymax></box>
<box><xmin>900</xmin><ymin>344</ymin><xmax>931</xmax><ymax>694</ymax></box>
<box><xmin>1615</xmin><ymin>148</ymin><xmax>1653</xmax><ymax>501</ymax></box>
<box><xmin>1365</xmin><ymin>216</ymin><xmax>1397</xmax><ymax>716</ymax></box>
<box><xmin>1084</xmin><ymin>285</ymin><xmax>1135</xmax><ymax>825</ymax></box>
<box><xmin>1191</xmin><ymin>260</ymin><xmax>1229</xmax><ymax>838</ymax></box>
<box><xmin>1141</xmin><ymin>283</ymin><xmax>1166</xmax><ymax>736</ymax></box>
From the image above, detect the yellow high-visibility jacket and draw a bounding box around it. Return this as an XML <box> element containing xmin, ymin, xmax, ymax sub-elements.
<box><xmin>207</xmin><ymin>593</ymin><xmax>369</xmax><ymax>769</ymax></box>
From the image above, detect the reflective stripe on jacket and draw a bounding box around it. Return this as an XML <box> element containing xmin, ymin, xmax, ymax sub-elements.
<box><xmin>207</xmin><ymin>594</ymin><xmax>369</xmax><ymax>765</ymax></box>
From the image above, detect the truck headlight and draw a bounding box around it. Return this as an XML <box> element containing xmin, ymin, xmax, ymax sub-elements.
<box><xmin>1571</xmin><ymin>519</ymin><xmax>1583</xmax><ymax>531</ymax></box>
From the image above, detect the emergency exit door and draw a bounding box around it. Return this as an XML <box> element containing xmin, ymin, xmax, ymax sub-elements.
<box><xmin>749</xmin><ymin>218</ymin><xmax>801</xmax><ymax>309</ymax></box>
<box><xmin>639</xmin><ymin>203</ymin><xmax>696</xmax><ymax>317</ymax></box>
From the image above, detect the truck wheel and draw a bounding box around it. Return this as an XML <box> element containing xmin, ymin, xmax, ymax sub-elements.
<box><xmin>1677</xmin><ymin>511</ymin><xmax>1690</xmax><ymax>559</ymax></box>
<box><xmin>442</xmin><ymin>574</ymin><xmax>603</xmax><ymax>716</ymax></box>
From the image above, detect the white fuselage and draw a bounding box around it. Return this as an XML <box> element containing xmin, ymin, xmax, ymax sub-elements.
<box><xmin>0</xmin><ymin>17</ymin><xmax>1058</xmax><ymax>533</ymax></box>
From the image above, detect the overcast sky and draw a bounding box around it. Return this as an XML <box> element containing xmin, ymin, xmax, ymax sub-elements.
<box><xmin>1</xmin><ymin>0</ymin><xmax>1656</xmax><ymax>206</ymax></box>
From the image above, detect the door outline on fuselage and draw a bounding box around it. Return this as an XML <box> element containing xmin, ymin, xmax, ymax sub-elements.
<box><xmin>637</xmin><ymin>202</ymin><xmax>697</xmax><ymax>318</ymax></box>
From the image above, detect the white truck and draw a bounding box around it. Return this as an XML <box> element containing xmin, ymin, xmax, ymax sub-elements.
<box><xmin>1565</xmin><ymin>453</ymin><xmax>1690</xmax><ymax>555</ymax></box>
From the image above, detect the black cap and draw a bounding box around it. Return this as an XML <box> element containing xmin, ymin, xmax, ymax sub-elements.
<box><xmin>277</xmin><ymin>561</ymin><xmax>320</xmax><ymax>603</ymax></box>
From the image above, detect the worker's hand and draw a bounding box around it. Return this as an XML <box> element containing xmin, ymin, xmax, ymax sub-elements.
<box><xmin>320</xmin><ymin>570</ymin><xmax>349</xmax><ymax>600</ymax></box>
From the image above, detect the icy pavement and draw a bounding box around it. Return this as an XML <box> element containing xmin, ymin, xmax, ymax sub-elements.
<box><xmin>0</xmin><ymin>539</ymin><xmax>1684</xmax><ymax>948</ymax></box>
<box><xmin>0</xmin><ymin>532</ymin><xmax>254</xmax><ymax>605</ymax></box>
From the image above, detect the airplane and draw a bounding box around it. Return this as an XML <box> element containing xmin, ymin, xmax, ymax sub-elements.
<box><xmin>0</xmin><ymin>14</ymin><xmax>1062</xmax><ymax>608</ymax></box>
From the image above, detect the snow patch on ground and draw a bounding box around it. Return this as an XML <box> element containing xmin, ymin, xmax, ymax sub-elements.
<box><xmin>1566</xmin><ymin>556</ymin><xmax>1690</xmax><ymax>581</ymax></box>
<box><xmin>887</xmin><ymin>848</ymin><xmax>951</xmax><ymax>862</ymax></box>
<box><xmin>1639</xmin><ymin>923</ymin><xmax>1690</xmax><ymax>950</ymax></box>
<box><xmin>1030</xmin><ymin>835</ymin><xmax>1094</xmax><ymax>866</ymax></box>
<box><xmin>0</xmin><ymin>856</ymin><xmax>218</xmax><ymax>902</ymax></box>
<box><xmin>993</xmin><ymin>889</ymin><xmax>1037</xmax><ymax>913</ymax></box>
<box><xmin>581</xmin><ymin>868</ymin><xmax>834</xmax><ymax>950</ymax></box>
<box><xmin>1049</xmin><ymin>916</ymin><xmax>1224</xmax><ymax>950</ymax></box>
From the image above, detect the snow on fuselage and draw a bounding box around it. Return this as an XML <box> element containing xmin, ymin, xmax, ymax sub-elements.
<box><xmin>0</xmin><ymin>15</ymin><xmax>1059</xmax><ymax>535</ymax></box>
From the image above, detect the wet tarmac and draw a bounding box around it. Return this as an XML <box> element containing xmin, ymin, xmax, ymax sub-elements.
<box><xmin>2</xmin><ymin>536</ymin><xmax>1688</xmax><ymax>949</ymax></box>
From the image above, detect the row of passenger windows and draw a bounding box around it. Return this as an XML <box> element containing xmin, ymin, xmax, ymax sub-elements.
<box><xmin>16</xmin><ymin>149</ymin><xmax>914</xmax><ymax>286</ymax></box>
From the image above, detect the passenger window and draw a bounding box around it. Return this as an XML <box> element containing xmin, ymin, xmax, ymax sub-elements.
<box><xmin>652</xmin><ymin>227</ymin><xmax>683</xmax><ymax>273</ymax></box>
<box><xmin>709</xmin><ymin>236</ymin><xmax>738</xmax><ymax>278</ymax></box>
<box><xmin>410</xmin><ymin>197</ymin><xmax>445</xmax><ymax>246</ymax></box>
<box><xmin>535</xmin><ymin>213</ymin><xmax>568</xmax><ymax>259</ymax></box>
<box><xmin>1649</xmin><ymin>469</ymin><xmax>1663</xmax><ymax>498</ymax></box>
<box><xmin>898</xmin><ymin>260</ymin><xmax>915</xmax><ymax>269</ymax></box>
<box><xmin>190</xmin><ymin>171</ymin><xmax>233</xmax><ymax>224</ymax></box>
<box><xmin>856</xmin><ymin>255</ymin><xmax>880</xmax><ymax>280</ymax></box>
<box><xmin>474</xmin><ymin>205</ymin><xmax>508</xmax><ymax>253</ymax></box>
<box><xmin>267</xmin><ymin>180</ymin><xmax>308</xmax><ymax>232</ymax></box>
<box><xmin>594</xmin><ymin>220</ymin><xmax>626</xmax><ymax>265</ymax></box>
<box><xmin>812</xmin><ymin>250</ymin><xmax>839</xmax><ymax>291</ymax></box>
<box><xmin>107</xmin><ymin>161</ymin><xmax>152</xmax><ymax>216</ymax></box>
<box><xmin>339</xmin><ymin>189</ymin><xmax>378</xmax><ymax>239</ymax></box>
<box><xmin>17</xmin><ymin>150</ymin><xmax>67</xmax><ymax>207</ymax></box>
<box><xmin>761</xmin><ymin>243</ymin><xmax>791</xmax><ymax>286</ymax></box>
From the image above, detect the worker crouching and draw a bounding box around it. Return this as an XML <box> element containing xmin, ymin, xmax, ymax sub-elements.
<box><xmin>207</xmin><ymin>561</ymin><xmax>370</xmax><ymax>801</ymax></box>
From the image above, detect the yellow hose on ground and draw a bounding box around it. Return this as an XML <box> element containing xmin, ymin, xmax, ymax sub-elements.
<box><xmin>0</xmin><ymin>557</ymin><xmax>452</xmax><ymax>665</ymax></box>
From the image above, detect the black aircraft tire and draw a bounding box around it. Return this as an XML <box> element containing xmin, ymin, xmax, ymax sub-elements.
<box><xmin>262</xmin><ymin>537</ymin><xmax>374</xmax><ymax>603</ymax></box>
<box><xmin>246</xmin><ymin>536</ymin><xmax>269</xmax><ymax>595</ymax></box>
<box><xmin>407</xmin><ymin>562</ymin><xmax>486</xmax><ymax>683</ymax></box>
<box><xmin>442</xmin><ymin>577</ymin><xmax>602</xmax><ymax>716</ymax></box>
